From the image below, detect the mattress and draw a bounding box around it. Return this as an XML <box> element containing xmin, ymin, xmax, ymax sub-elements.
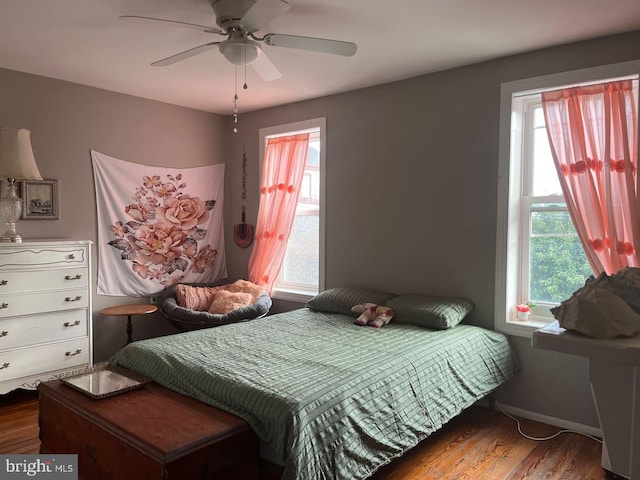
<box><xmin>111</xmin><ymin>307</ymin><xmax>518</xmax><ymax>480</ymax></box>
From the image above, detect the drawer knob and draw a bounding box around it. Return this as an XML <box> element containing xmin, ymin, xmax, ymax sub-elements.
<box><xmin>65</xmin><ymin>349</ymin><xmax>82</xmax><ymax>357</ymax></box>
<box><xmin>0</xmin><ymin>330</ymin><xmax>7</xmax><ymax>337</ymax></box>
<box><xmin>0</xmin><ymin>280</ymin><xmax>7</xmax><ymax>286</ymax></box>
<box><xmin>68</xmin><ymin>254</ymin><xmax>76</xmax><ymax>260</ymax></box>
<box><xmin>63</xmin><ymin>320</ymin><xmax>81</xmax><ymax>328</ymax></box>
<box><xmin>0</xmin><ymin>362</ymin><xmax>9</xmax><ymax>370</ymax></box>
<box><xmin>0</xmin><ymin>303</ymin><xmax>7</xmax><ymax>309</ymax></box>
<box><xmin>64</xmin><ymin>274</ymin><xmax>82</xmax><ymax>280</ymax></box>
<box><xmin>64</xmin><ymin>296</ymin><xmax>82</xmax><ymax>302</ymax></box>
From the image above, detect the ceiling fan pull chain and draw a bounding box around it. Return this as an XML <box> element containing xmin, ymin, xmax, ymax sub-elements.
<box><xmin>233</xmin><ymin>65</ymin><xmax>240</xmax><ymax>134</ymax></box>
<box><xmin>243</xmin><ymin>35</ymin><xmax>249</xmax><ymax>90</ymax></box>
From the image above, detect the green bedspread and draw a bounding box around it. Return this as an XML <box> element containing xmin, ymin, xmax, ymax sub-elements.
<box><xmin>111</xmin><ymin>308</ymin><xmax>517</xmax><ymax>480</ymax></box>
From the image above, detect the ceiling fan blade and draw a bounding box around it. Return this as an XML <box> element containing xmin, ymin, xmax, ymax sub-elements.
<box><xmin>263</xmin><ymin>34</ymin><xmax>357</xmax><ymax>56</ymax></box>
<box><xmin>251</xmin><ymin>49</ymin><xmax>282</xmax><ymax>81</ymax></box>
<box><xmin>151</xmin><ymin>42</ymin><xmax>221</xmax><ymax>66</ymax></box>
<box><xmin>118</xmin><ymin>15</ymin><xmax>224</xmax><ymax>35</ymax></box>
<box><xmin>241</xmin><ymin>0</ymin><xmax>291</xmax><ymax>32</ymax></box>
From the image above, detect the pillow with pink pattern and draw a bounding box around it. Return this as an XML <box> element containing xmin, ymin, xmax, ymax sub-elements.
<box><xmin>175</xmin><ymin>284</ymin><xmax>215</xmax><ymax>311</ymax></box>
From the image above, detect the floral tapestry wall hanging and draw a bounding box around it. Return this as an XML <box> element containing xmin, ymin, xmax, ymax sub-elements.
<box><xmin>91</xmin><ymin>150</ymin><xmax>227</xmax><ymax>296</ymax></box>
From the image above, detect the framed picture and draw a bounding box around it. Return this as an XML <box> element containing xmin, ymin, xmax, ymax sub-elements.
<box><xmin>21</xmin><ymin>179</ymin><xmax>59</xmax><ymax>220</ymax></box>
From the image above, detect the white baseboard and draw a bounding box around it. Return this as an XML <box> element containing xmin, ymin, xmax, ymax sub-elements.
<box><xmin>496</xmin><ymin>402</ymin><xmax>602</xmax><ymax>439</ymax></box>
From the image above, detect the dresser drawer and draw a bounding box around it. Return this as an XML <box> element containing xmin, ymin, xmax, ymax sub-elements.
<box><xmin>0</xmin><ymin>246</ymin><xmax>87</xmax><ymax>271</ymax></box>
<box><xmin>0</xmin><ymin>289</ymin><xmax>88</xmax><ymax>318</ymax></box>
<box><xmin>0</xmin><ymin>267</ymin><xmax>88</xmax><ymax>294</ymax></box>
<box><xmin>0</xmin><ymin>310</ymin><xmax>88</xmax><ymax>349</ymax></box>
<box><xmin>0</xmin><ymin>337</ymin><xmax>89</xmax><ymax>382</ymax></box>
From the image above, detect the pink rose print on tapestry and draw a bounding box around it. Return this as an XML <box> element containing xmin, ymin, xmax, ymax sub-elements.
<box><xmin>107</xmin><ymin>173</ymin><xmax>217</xmax><ymax>287</ymax></box>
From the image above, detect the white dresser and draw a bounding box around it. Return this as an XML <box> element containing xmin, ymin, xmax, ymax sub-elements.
<box><xmin>0</xmin><ymin>240</ymin><xmax>93</xmax><ymax>394</ymax></box>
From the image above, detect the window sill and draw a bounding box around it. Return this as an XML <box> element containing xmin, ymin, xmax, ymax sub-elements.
<box><xmin>271</xmin><ymin>288</ymin><xmax>315</xmax><ymax>304</ymax></box>
<box><xmin>498</xmin><ymin>316</ymin><xmax>555</xmax><ymax>338</ymax></box>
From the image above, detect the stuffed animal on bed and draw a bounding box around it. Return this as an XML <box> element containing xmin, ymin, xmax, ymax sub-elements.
<box><xmin>351</xmin><ymin>303</ymin><xmax>395</xmax><ymax>328</ymax></box>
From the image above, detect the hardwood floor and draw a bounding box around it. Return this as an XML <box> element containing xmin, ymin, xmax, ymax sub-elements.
<box><xmin>0</xmin><ymin>389</ymin><xmax>40</xmax><ymax>454</ymax></box>
<box><xmin>1</xmin><ymin>388</ymin><xmax>611</xmax><ymax>480</ymax></box>
<box><xmin>369</xmin><ymin>405</ymin><xmax>608</xmax><ymax>480</ymax></box>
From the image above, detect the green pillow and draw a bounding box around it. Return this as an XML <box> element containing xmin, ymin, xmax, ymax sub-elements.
<box><xmin>385</xmin><ymin>294</ymin><xmax>474</xmax><ymax>329</ymax></box>
<box><xmin>306</xmin><ymin>288</ymin><xmax>395</xmax><ymax>315</ymax></box>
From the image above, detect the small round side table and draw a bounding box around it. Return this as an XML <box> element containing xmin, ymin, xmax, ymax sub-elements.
<box><xmin>100</xmin><ymin>304</ymin><xmax>158</xmax><ymax>344</ymax></box>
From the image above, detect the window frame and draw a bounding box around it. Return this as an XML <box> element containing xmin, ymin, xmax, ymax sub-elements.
<box><xmin>495</xmin><ymin>60</ymin><xmax>640</xmax><ymax>338</ymax></box>
<box><xmin>258</xmin><ymin>117</ymin><xmax>326</xmax><ymax>303</ymax></box>
<box><xmin>518</xmin><ymin>96</ymin><xmax>575</xmax><ymax>319</ymax></box>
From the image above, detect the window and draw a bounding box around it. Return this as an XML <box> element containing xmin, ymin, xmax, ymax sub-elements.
<box><xmin>496</xmin><ymin>60</ymin><xmax>640</xmax><ymax>337</ymax></box>
<box><xmin>516</xmin><ymin>96</ymin><xmax>593</xmax><ymax>319</ymax></box>
<box><xmin>259</xmin><ymin>118</ymin><xmax>325</xmax><ymax>302</ymax></box>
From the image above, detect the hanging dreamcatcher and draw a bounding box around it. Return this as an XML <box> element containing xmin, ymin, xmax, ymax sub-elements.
<box><xmin>234</xmin><ymin>146</ymin><xmax>254</xmax><ymax>248</ymax></box>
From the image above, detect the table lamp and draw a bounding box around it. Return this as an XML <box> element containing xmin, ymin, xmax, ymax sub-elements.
<box><xmin>0</xmin><ymin>127</ymin><xmax>43</xmax><ymax>243</ymax></box>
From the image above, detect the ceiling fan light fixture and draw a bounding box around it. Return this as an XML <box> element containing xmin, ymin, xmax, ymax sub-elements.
<box><xmin>219</xmin><ymin>39</ymin><xmax>259</xmax><ymax>65</ymax></box>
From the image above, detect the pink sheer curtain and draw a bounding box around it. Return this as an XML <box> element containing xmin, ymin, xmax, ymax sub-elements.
<box><xmin>542</xmin><ymin>79</ymin><xmax>639</xmax><ymax>275</ymax></box>
<box><xmin>248</xmin><ymin>133</ymin><xmax>310</xmax><ymax>293</ymax></box>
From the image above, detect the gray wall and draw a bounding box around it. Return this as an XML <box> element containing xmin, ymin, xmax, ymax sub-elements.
<box><xmin>225</xmin><ymin>29</ymin><xmax>640</xmax><ymax>429</ymax></box>
<box><xmin>0</xmin><ymin>67</ymin><xmax>227</xmax><ymax>361</ymax></box>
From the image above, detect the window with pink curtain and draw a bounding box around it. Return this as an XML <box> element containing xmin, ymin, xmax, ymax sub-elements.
<box><xmin>542</xmin><ymin>79</ymin><xmax>639</xmax><ymax>275</ymax></box>
<box><xmin>248</xmin><ymin>133</ymin><xmax>310</xmax><ymax>293</ymax></box>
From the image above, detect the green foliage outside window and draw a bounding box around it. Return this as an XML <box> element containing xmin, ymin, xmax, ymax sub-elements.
<box><xmin>530</xmin><ymin>210</ymin><xmax>593</xmax><ymax>304</ymax></box>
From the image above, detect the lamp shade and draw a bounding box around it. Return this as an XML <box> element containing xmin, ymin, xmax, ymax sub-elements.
<box><xmin>0</xmin><ymin>127</ymin><xmax>42</xmax><ymax>181</ymax></box>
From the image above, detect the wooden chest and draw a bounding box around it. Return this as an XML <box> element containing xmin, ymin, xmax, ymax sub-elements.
<box><xmin>38</xmin><ymin>379</ymin><xmax>259</xmax><ymax>480</ymax></box>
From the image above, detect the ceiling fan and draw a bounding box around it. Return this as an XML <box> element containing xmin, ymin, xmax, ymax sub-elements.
<box><xmin>120</xmin><ymin>0</ymin><xmax>358</xmax><ymax>81</ymax></box>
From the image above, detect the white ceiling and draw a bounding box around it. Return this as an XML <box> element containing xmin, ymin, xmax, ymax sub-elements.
<box><xmin>1</xmin><ymin>0</ymin><xmax>639</xmax><ymax>115</ymax></box>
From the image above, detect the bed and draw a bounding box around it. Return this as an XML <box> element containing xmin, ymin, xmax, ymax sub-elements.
<box><xmin>111</xmin><ymin>287</ymin><xmax>518</xmax><ymax>480</ymax></box>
